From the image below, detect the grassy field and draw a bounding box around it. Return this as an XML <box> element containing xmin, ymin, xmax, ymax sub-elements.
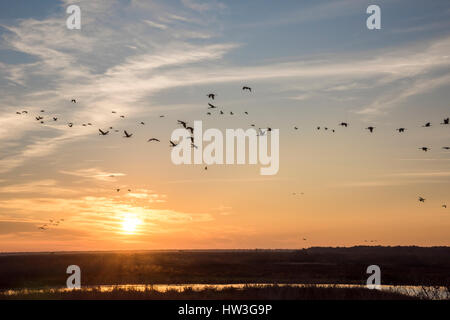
<box><xmin>0</xmin><ymin>246</ymin><xmax>449</xmax><ymax>300</ymax></box>
<box><xmin>0</xmin><ymin>285</ymin><xmax>417</xmax><ymax>300</ymax></box>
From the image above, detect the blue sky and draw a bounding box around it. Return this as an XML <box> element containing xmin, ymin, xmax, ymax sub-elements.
<box><xmin>0</xmin><ymin>0</ymin><xmax>450</xmax><ymax>251</ymax></box>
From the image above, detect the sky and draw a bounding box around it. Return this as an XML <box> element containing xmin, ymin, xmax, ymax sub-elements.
<box><xmin>0</xmin><ymin>0</ymin><xmax>449</xmax><ymax>252</ymax></box>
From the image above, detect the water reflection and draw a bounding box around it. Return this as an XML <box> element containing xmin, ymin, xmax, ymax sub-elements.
<box><xmin>2</xmin><ymin>283</ymin><xmax>449</xmax><ymax>299</ymax></box>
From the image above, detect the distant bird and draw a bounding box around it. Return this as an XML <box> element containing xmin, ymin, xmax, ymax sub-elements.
<box><xmin>123</xmin><ymin>130</ymin><xmax>133</xmax><ymax>138</ymax></box>
<box><xmin>22</xmin><ymin>111</ymin><xmax>28</xmax><ymax>114</ymax></box>
<box><xmin>443</xmin><ymin>147</ymin><xmax>450</xmax><ymax>150</ymax></box>
<box><xmin>16</xmin><ymin>111</ymin><xmax>21</xmax><ymax>115</ymax></box>
<box><xmin>294</xmin><ymin>126</ymin><xmax>298</xmax><ymax>130</ymax></box>
<box><xmin>242</xmin><ymin>86</ymin><xmax>252</xmax><ymax>92</ymax></box>
<box><xmin>244</xmin><ymin>111</ymin><xmax>248</xmax><ymax>115</ymax></box>
<box><xmin>35</xmin><ymin>116</ymin><xmax>43</xmax><ymax>121</ymax></box>
<box><xmin>116</xmin><ymin>189</ymin><xmax>120</xmax><ymax>192</ymax></box>
<box><xmin>208</xmin><ymin>103</ymin><xmax>217</xmax><ymax>109</ymax></box>
<box><xmin>40</xmin><ymin>110</ymin><xmax>45</xmax><ymax>113</ymax></box>
<box><xmin>324</xmin><ymin>127</ymin><xmax>328</xmax><ymax>131</ymax></box>
<box><xmin>87</xmin><ymin>123</ymin><xmax>92</xmax><ymax>126</ymax></box>
<box><xmin>206</xmin><ymin>112</ymin><xmax>211</xmax><ymax>115</ymax></box>
<box><xmin>257</xmin><ymin>128</ymin><xmax>266</xmax><ymax>136</ymax></box>
<box><xmin>71</xmin><ymin>99</ymin><xmax>76</xmax><ymax>103</ymax></box>
<box><xmin>160</xmin><ymin>115</ymin><xmax>165</xmax><ymax>118</ymax></box>
<box><xmin>120</xmin><ymin>115</ymin><xmax>125</xmax><ymax>118</ymax></box>
<box><xmin>230</xmin><ymin>111</ymin><xmax>234</xmax><ymax>115</ymax></box>
<box><xmin>128</xmin><ymin>189</ymin><xmax>131</xmax><ymax>192</ymax></box>
<box><xmin>339</xmin><ymin>122</ymin><xmax>348</xmax><ymax>127</ymax></box>
<box><xmin>177</xmin><ymin>120</ymin><xmax>187</xmax><ymax>128</ymax></box>
<box><xmin>317</xmin><ymin>126</ymin><xmax>320</xmax><ymax>130</ymax></box>
<box><xmin>442</xmin><ymin>204</ymin><xmax>447</xmax><ymax>209</ymax></box>
<box><xmin>82</xmin><ymin>124</ymin><xmax>87</xmax><ymax>126</ymax></box>
<box><xmin>68</xmin><ymin>123</ymin><xmax>73</xmax><ymax>127</ymax></box>
<box><xmin>148</xmin><ymin>138</ymin><xmax>160</xmax><ymax>142</ymax></box>
<box><xmin>303</xmin><ymin>238</ymin><xmax>307</xmax><ymax>241</ymax></box>
<box><xmin>112</xmin><ymin>111</ymin><xmax>117</xmax><ymax>113</ymax></box>
<box><xmin>419</xmin><ymin>147</ymin><xmax>430</xmax><ymax>152</ymax></box>
<box><xmin>397</xmin><ymin>128</ymin><xmax>406</xmax><ymax>133</ymax></box>
<box><xmin>170</xmin><ymin>140</ymin><xmax>178</xmax><ymax>147</ymax></box>
<box><xmin>204</xmin><ymin>166</ymin><xmax>208</xmax><ymax>170</ymax></box>
<box><xmin>207</xmin><ymin>93</ymin><xmax>216</xmax><ymax>100</ymax></box>
<box><xmin>366</xmin><ymin>126</ymin><xmax>375</xmax><ymax>133</ymax></box>
<box><xmin>418</xmin><ymin>196</ymin><xmax>426</xmax><ymax>202</ymax></box>
<box><xmin>140</xmin><ymin>122</ymin><xmax>145</xmax><ymax>125</ymax></box>
<box><xmin>99</xmin><ymin>129</ymin><xmax>109</xmax><ymax>135</ymax></box>
<box><xmin>53</xmin><ymin>117</ymin><xmax>58</xmax><ymax>121</ymax></box>
<box><xmin>441</xmin><ymin>118</ymin><xmax>449</xmax><ymax>125</ymax></box>
<box><xmin>220</xmin><ymin>110</ymin><xmax>224</xmax><ymax>115</ymax></box>
<box><xmin>422</xmin><ymin>122</ymin><xmax>431</xmax><ymax>127</ymax></box>
<box><xmin>191</xmin><ymin>143</ymin><xmax>198</xmax><ymax>149</ymax></box>
<box><xmin>186</xmin><ymin>126</ymin><xmax>194</xmax><ymax>134</ymax></box>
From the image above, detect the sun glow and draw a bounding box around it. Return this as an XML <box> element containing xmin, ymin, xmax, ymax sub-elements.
<box><xmin>121</xmin><ymin>215</ymin><xmax>142</xmax><ymax>234</ymax></box>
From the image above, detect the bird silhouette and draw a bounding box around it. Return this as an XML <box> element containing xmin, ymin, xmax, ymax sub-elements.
<box><xmin>442</xmin><ymin>204</ymin><xmax>447</xmax><ymax>208</ymax></box>
<box><xmin>208</xmin><ymin>103</ymin><xmax>217</xmax><ymax>109</ymax></box>
<box><xmin>22</xmin><ymin>111</ymin><xmax>28</xmax><ymax>114</ymax></box>
<box><xmin>148</xmin><ymin>138</ymin><xmax>160</xmax><ymax>142</ymax></box>
<box><xmin>68</xmin><ymin>122</ymin><xmax>73</xmax><ymax>127</ymax></box>
<box><xmin>244</xmin><ymin>111</ymin><xmax>248</xmax><ymax>115</ymax></box>
<box><xmin>294</xmin><ymin>126</ymin><xmax>298</xmax><ymax>130</ymax></box>
<box><xmin>123</xmin><ymin>130</ymin><xmax>133</xmax><ymax>138</ymax></box>
<box><xmin>441</xmin><ymin>118</ymin><xmax>449</xmax><ymax>125</ymax></box>
<box><xmin>339</xmin><ymin>122</ymin><xmax>348</xmax><ymax>127</ymax></box>
<box><xmin>170</xmin><ymin>140</ymin><xmax>178</xmax><ymax>147</ymax></box>
<box><xmin>206</xmin><ymin>112</ymin><xmax>211</xmax><ymax>115</ymax></box>
<box><xmin>53</xmin><ymin>117</ymin><xmax>58</xmax><ymax>121</ymax></box>
<box><xmin>397</xmin><ymin>128</ymin><xmax>406</xmax><ymax>133</ymax></box>
<box><xmin>230</xmin><ymin>111</ymin><xmax>234</xmax><ymax>115</ymax></box>
<box><xmin>140</xmin><ymin>121</ymin><xmax>145</xmax><ymax>125</ymax></box>
<box><xmin>242</xmin><ymin>86</ymin><xmax>252</xmax><ymax>92</ymax></box>
<box><xmin>207</xmin><ymin>93</ymin><xmax>216</xmax><ymax>100</ymax></box>
<box><xmin>418</xmin><ymin>196</ymin><xmax>426</xmax><ymax>202</ymax></box>
<box><xmin>177</xmin><ymin>120</ymin><xmax>187</xmax><ymax>128</ymax></box>
<box><xmin>186</xmin><ymin>126</ymin><xmax>194</xmax><ymax>134</ymax></box>
<box><xmin>419</xmin><ymin>147</ymin><xmax>430</xmax><ymax>152</ymax></box>
<box><xmin>99</xmin><ymin>129</ymin><xmax>109</xmax><ymax>135</ymax></box>
<box><xmin>120</xmin><ymin>115</ymin><xmax>125</xmax><ymax>118</ymax></box>
<box><xmin>366</xmin><ymin>126</ymin><xmax>375</xmax><ymax>133</ymax></box>
<box><xmin>112</xmin><ymin>111</ymin><xmax>117</xmax><ymax>113</ymax></box>
<box><xmin>71</xmin><ymin>99</ymin><xmax>76</xmax><ymax>103</ymax></box>
<box><xmin>422</xmin><ymin>122</ymin><xmax>431</xmax><ymax>127</ymax></box>
<box><xmin>442</xmin><ymin>147</ymin><xmax>450</xmax><ymax>150</ymax></box>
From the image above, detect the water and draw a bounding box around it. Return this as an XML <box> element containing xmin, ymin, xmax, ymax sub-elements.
<box><xmin>2</xmin><ymin>283</ymin><xmax>449</xmax><ymax>299</ymax></box>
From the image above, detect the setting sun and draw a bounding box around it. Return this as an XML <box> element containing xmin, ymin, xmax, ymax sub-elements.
<box><xmin>121</xmin><ymin>216</ymin><xmax>142</xmax><ymax>234</ymax></box>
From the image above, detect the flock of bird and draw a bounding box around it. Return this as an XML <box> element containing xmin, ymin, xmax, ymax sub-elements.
<box><xmin>38</xmin><ymin>218</ymin><xmax>64</xmax><ymax>231</ymax></box>
<box><xmin>14</xmin><ymin>86</ymin><xmax>449</xmax><ymax>232</ymax></box>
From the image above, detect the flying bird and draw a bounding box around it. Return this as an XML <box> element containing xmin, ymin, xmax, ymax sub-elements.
<box><xmin>442</xmin><ymin>204</ymin><xmax>447</xmax><ymax>208</ymax></box>
<box><xmin>366</xmin><ymin>126</ymin><xmax>375</xmax><ymax>133</ymax></box>
<box><xmin>242</xmin><ymin>86</ymin><xmax>252</xmax><ymax>92</ymax></box>
<box><xmin>441</xmin><ymin>118</ymin><xmax>449</xmax><ymax>125</ymax></box>
<box><xmin>53</xmin><ymin>117</ymin><xmax>58</xmax><ymax>121</ymax></box>
<box><xmin>442</xmin><ymin>147</ymin><xmax>450</xmax><ymax>150</ymax></box>
<box><xmin>140</xmin><ymin>122</ymin><xmax>145</xmax><ymax>125</ymax></box>
<box><xmin>170</xmin><ymin>140</ymin><xmax>178</xmax><ymax>147</ymax></box>
<box><xmin>418</xmin><ymin>196</ymin><xmax>426</xmax><ymax>202</ymax></box>
<box><xmin>177</xmin><ymin>120</ymin><xmax>187</xmax><ymax>128</ymax></box>
<box><xmin>244</xmin><ymin>111</ymin><xmax>248</xmax><ymax>115</ymax></box>
<box><xmin>68</xmin><ymin>123</ymin><xmax>73</xmax><ymax>127</ymax></box>
<box><xmin>207</xmin><ymin>93</ymin><xmax>216</xmax><ymax>100</ymax></box>
<box><xmin>71</xmin><ymin>99</ymin><xmax>77</xmax><ymax>103</ymax></box>
<box><xmin>123</xmin><ymin>130</ymin><xmax>133</xmax><ymax>138</ymax></box>
<box><xmin>422</xmin><ymin>122</ymin><xmax>431</xmax><ymax>127</ymax></box>
<box><xmin>208</xmin><ymin>103</ymin><xmax>217</xmax><ymax>109</ymax></box>
<box><xmin>148</xmin><ymin>138</ymin><xmax>160</xmax><ymax>142</ymax></box>
<box><xmin>294</xmin><ymin>126</ymin><xmax>298</xmax><ymax>130</ymax></box>
<box><xmin>339</xmin><ymin>122</ymin><xmax>348</xmax><ymax>127</ymax></box>
<box><xmin>397</xmin><ymin>128</ymin><xmax>406</xmax><ymax>133</ymax></box>
<box><xmin>99</xmin><ymin>129</ymin><xmax>109</xmax><ymax>135</ymax></box>
<box><xmin>186</xmin><ymin>126</ymin><xmax>194</xmax><ymax>134</ymax></box>
<box><xmin>419</xmin><ymin>147</ymin><xmax>430</xmax><ymax>152</ymax></box>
